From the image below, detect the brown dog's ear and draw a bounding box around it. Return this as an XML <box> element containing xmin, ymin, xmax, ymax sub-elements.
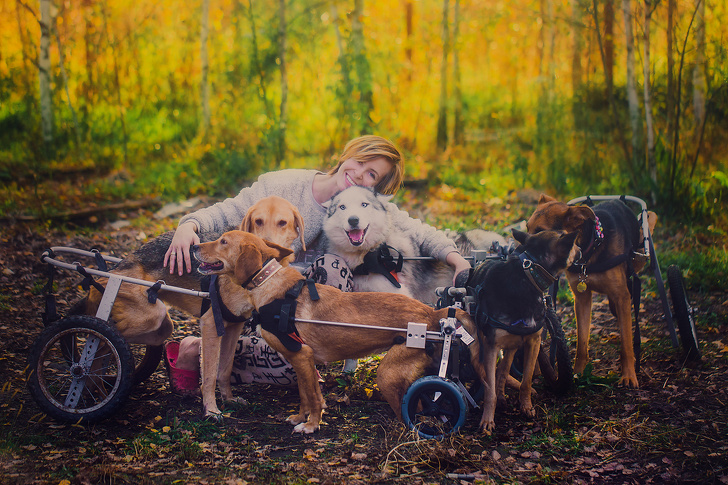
<box><xmin>234</xmin><ymin>246</ymin><xmax>264</xmax><ymax>283</ymax></box>
<box><xmin>512</xmin><ymin>228</ymin><xmax>528</xmax><ymax>245</ymax></box>
<box><xmin>537</xmin><ymin>194</ymin><xmax>557</xmax><ymax>206</ymax></box>
<box><xmin>293</xmin><ymin>208</ymin><xmax>306</xmax><ymax>251</ymax></box>
<box><xmin>261</xmin><ymin>239</ymin><xmax>295</xmax><ymax>262</ymax></box>
<box><xmin>240</xmin><ymin>209</ymin><xmax>255</xmax><ymax>233</ymax></box>
<box><xmin>563</xmin><ymin>206</ymin><xmax>596</xmax><ymax>233</ymax></box>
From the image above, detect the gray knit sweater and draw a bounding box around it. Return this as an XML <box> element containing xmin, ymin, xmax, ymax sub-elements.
<box><xmin>179</xmin><ymin>169</ymin><xmax>458</xmax><ymax>262</ymax></box>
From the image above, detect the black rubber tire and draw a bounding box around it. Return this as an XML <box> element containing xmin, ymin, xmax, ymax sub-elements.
<box><xmin>401</xmin><ymin>376</ymin><xmax>467</xmax><ymax>439</ymax></box>
<box><xmin>27</xmin><ymin>315</ymin><xmax>135</xmax><ymax>423</ymax></box>
<box><xmin>667</xmin><ymin>265</ymin><xmax>701</xmax><ymax>361</ymax></box>
<box><xmin>537</xmin><ymin>309</ymin><xmax>573</xmax><ymax>394</ymax></box>
<box><xmin>131</xmin><ymin>344</ymin><xmax>163</xmax><ymax>386</ymax></box>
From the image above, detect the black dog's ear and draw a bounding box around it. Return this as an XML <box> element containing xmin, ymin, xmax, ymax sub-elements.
<box><xmin>512</xmin><ymin>228</ymin><xmax>528</xmax><ymax>245</ymax></box>
<box><xmin>556</xmin><ymin>231</ymin><xmax>579</xmax><ymax>260</ymax></box>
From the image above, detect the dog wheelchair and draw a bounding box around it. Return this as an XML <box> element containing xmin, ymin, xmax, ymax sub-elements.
<box><xmin>29</xmin><ymin>244</ymin><xmax>572</xmax><ymax>440</ymax></box>
<box><xmin>27</xmin><ymin>246</ymin><xmax>210</xmax><ymax>423</ymax></box>
<box><xmin>564</xmin><ymin>195</ymin><xmax>700</xmax><ymax>362</ymax></box>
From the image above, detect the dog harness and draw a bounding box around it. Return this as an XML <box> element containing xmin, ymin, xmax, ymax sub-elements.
<box><xmin>472</xmin><ymin>250</ymin><xmax>554</xmax><ymax>337</ymax></box>
<box><xmin>251</xmin><ymin>278</ymin><xmax>320</xmax><ymax>352</ymax></box>
<box><xmin>352</xmin><ymin>243</ymin><xmax>404</xmax><ymax>288</ymax></box>
<box><xmin>204</xmin><ymin>258</ymin><xmax>285</xmax><ymax>337</ymax></box>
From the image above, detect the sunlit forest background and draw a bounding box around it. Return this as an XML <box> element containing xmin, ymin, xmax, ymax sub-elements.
<box><xmin>1</xmin><ymin>0</ymin><xmax>726</xmax><ymax>225</ymax></box>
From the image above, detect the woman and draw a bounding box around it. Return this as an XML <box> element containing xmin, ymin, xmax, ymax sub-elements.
<box><xmin>165</xmin><ymin>135</ymin><xmax>471</xmax><ymax>393</ymax></box>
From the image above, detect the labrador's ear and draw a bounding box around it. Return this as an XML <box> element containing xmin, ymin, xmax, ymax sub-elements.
<box><xmin>261</xmin><ymin>240</ymin><xmax>294</xmax><ymax>263</ymax></box>
<box><xmin>240</xmin><ymin>209</ymin><xmax>255</xmax><ymax>233</ymax></box>
<box><xmin>234</xmin><ymin>246</ymin><xmax>264</xmax><ymax>283</ymax></box>
<box><xmin>292</xmin><ymin>207</ymin><xmax>306</xmax><ymax>251</ymax></box>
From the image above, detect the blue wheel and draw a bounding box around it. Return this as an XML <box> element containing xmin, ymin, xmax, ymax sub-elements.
<box><xmin>401</xmin><ymin>376</ymin><xmax>467</xmax><ymax>439</ymax></box>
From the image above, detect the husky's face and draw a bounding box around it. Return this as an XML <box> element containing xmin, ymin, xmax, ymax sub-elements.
<box><xmin>323</xmin><ymin>186</ymin><xmax>390</xmax><ymax>253</ymax></box>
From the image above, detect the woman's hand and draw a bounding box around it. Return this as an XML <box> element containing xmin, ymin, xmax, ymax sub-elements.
<box><xmin>446</xmin><ymin>251</ymin><xmax>472</xmax><ymax>287</ymax></box>
<box><xmin>164</xmin><ymin>222</ymin><xmax>200</xmax><ymax>275</ymax></box>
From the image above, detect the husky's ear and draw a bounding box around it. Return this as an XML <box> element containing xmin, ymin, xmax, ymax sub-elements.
<box><xmin>376</xmin><ymin>192</ymin><xmax>395</xmax><ymax>204</ymax></box>
<box><xmin>512</xmin><ymin>228</ymin><xmax>528</xmax><ymax>245</ymax></box>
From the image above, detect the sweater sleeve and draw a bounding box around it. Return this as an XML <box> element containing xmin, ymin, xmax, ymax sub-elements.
<box><xmin>386</xmin><ymin>201</ymin><xmax>458</xmax><ymax>262</ymax></box>
<box><xmin>179</xmin><ymin>175</ymin><xmax>275</xmax><ymax>233</ymax></box>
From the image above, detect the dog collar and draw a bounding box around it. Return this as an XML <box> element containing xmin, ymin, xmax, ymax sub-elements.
<box><xmin>518</xmin><ymin>251</ymin><xmax>557</xmax><ymax>293</ymax></box>
<box><xmin>245</xmin><ymin>258</ymin><xmax>283</xmax><ymax>289</ymax></box>
<box><xmin>574</xmin><ymin>216</ymin><xmax>604</xmax><ymax>265</ymax></box>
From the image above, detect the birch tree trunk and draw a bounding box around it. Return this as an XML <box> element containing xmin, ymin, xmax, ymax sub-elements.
<box><xmin>278</xmin><ymin>0</ymin><xmax>288</xmax><ymax>162</ymax></box>
<box><xmin>571</xmin><ymin>0</ymin><xmax>584</xmax><ymax>94</ymax></box>
<box><xmin>436</xmin><ymin>0</ymin><xmax>450</xmax><ymax>152</ymax></box>
<box><xmin>351</xmin><ymin>0</ymin><xmax>373</xmax><ymax>135</ymax></box>
<box><xmin>603</xmin><ymin>0</ymin><xmax>614</xmax><ymax>96</ymax></box>
<box><xmin>331</xmin><ymin>1</ymin><xmax>352</xmax><ymax>142</ymax></box>
<box><xmin>200</xmin><ymin>0</ymin><xmax>211</xmax><ymax>136</ymax></box>
<box><xmin>452</xmin><ymin>0</ymin><xmax>463</xmax><ymax>144</ymax></box>
<box><xmin>405</xmin><ymin>0</ymin><xmax>413</xmax><ymax>84</ymax></box>
<box><xmin>623</xmin><ymin>0</ymin><xmax>641</xmax><ymax>173</ymax></box>
<box><xmin>643</xmin><ymin>1</ymin><xmax>657</xmax><ymax>197</ymax></box>
<box><xmin>39</xmin><ymin>0</ymin><xmax>54</xmax><ymax>151</ymax></box>
<box><xmin>666</xmin><ymin>0</ymin><xmax>676</xmax><ymax>169</ymax></box>
<box><xmin>692</xmin><ymin>0</ymin><xmax>706</xmax><ymax>144</ymax></box>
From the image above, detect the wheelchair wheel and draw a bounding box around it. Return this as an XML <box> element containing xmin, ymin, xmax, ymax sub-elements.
<box><xmin>667</xmin><ymin>265</ymin><xmax>700</xmax><ymax>361</ymax></box>
<box><xmin>27</xmin><ymin>315</ymin><xmax>135</xmax><ymax>423</ymax></box>
<box><xmin>401</xmin><ymin>376</ymin><xmax>467</xmax><ymax>439</ymax></box>
<box><xmin>537</xmin><ymin>309</ymin><xmax>573</xmax><ymax>394</ymax></box>
<box><xmin>131</xmin><ymin>344</ymin><xmax>163</xmax><ymax>386</ymax></box>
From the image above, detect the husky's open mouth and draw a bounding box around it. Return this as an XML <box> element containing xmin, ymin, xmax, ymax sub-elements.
<box><xmin>346</xmin><ymin>226</ymin><xmax>368</xmax><ymax>246</ymax></box>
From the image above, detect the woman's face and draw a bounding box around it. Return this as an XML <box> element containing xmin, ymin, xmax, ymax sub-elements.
<box><xmin>335</xmin><ymin>157</ymin><xmax>392</xmax><ymax>192</ymax></box>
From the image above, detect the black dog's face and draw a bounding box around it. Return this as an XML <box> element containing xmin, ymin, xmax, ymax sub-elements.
<box><xmin>473</xmin><ymin>229</ymin><xmax>577</xmax><ymax>332</ymax></box>
<box><xmin>512</xmin><ymin>229</ymin><xmax>579</xmax><ymax>275</ymax></box>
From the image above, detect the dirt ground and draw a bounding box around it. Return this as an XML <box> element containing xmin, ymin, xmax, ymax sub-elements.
<box><xmin>1</xmin><ymin>219</ymin><xmax>727</xmax><ymax>484</ymax></box>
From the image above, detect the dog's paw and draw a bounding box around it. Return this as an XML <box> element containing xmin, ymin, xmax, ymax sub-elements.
<box><xmin>224</xmin><ymin>396</ymin><xmax>248</xmax><ymax>406</ymax></box>
<box><xmin>204</xmin><ymin>409</ymin><xmax>224</xmax><ymax>422</ymax></box>
<box><xmin>286</xmin><ymin>413</ymin><xmax>306</xmax><ymax>426</ymax></box>
<box><xmin>479</xmin><ymin>419</ymin><xmax>495</xmax><ymax>435</ymax></box>
<box><xmin>617</xmin><ymin>375</ymin><xmax>639</xmax><ymax>388</ymax></box>
<box><xmin>293</xmin><ymin>422</ymin><xmax>319</xmax><ymax>434</ymax></box>
<box><xmin>520</xmin><ymin>403</ymin><xmax>535</xmax><ymax>418</ymax></box>
<box><xmin>496</xmin><ymin>394</ymin><xmax>508</xmax><ymax>410</ymax></box>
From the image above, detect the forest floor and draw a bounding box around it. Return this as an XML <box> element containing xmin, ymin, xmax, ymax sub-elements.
<box><xmin>1</xmin><ymin>190</ymin><xmax>727</xmax><ymax>484</ymax></box>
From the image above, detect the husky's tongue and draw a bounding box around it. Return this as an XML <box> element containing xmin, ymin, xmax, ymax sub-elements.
<box><xmin>347</xmin><ymin>228</ymin><xmax>366</xmax><ymax>246</ymax></box>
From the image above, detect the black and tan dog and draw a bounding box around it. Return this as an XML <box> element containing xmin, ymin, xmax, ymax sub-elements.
<box><xmin>73</xmin><ymin>196</ymin><xmax>305</xmax><ymax>403</ymax></box>
<box><xmin>526</xmin><ymin>194</ymin><xmax>657</xmax><ymax>387</ymax></box>
<box><xmin>193</xmin><ymin>230</ymin><xmax>491</xmax><ymax>433</ymax></box>
<box><xmin>471</xmin><ymin>229</ymin><xmax>577</xmax><ymax>429</ymax></box>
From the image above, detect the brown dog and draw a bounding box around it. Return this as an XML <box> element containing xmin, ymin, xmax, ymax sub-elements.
<box><xmin>193</xmin><ymin>230</ymin><xmax>490</xmax><ymax>433</ymax></box>
<box><xmin>76</xmin><ymin>196</ymin><xmax>304</xmax><ymax>403</ymax></box>
<box><xmin>526</xmin><ymin>194</ymin><xmax>657</xmax><ymax>387</ymax></box>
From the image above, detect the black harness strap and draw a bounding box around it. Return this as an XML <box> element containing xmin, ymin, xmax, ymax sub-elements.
<box><xmin>147</xmin><ymin>281</ymin><xmax>163</xmax><ymax>304</ymax></box>
<box><xmin>207</xmin><ymin>274</ymin><xmax>251</xmax><ymax>337</ymax></box>
<box><xmin>76</xmin><ymin>264</ymin><xmax>106</xmax><ymax>294</ymax></box>
<box><xmin>42</xmin><ymin>249</ymin><xmax>58</xmax><ymax>326</ymax></box>
<box><xmin>352</xmin><ymin>244</ymin><xmax>403</xmax><ymax>288</ymax></box>
<box><xmin>253</xmin><ymin>278</ymin><xmax>320</xmax><ymax>352</ymax></box>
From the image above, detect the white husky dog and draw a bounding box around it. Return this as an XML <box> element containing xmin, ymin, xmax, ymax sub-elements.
<box><xmin>322</xmin><ymin>186</ymin><xmax>506</xmax><ymax>305</ymax></box>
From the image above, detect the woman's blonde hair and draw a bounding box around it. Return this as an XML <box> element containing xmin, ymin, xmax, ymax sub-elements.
<box><xmin>327</xmin><ymin>135</ymin><xmax>404</xmax><ymax>195</ymax></box>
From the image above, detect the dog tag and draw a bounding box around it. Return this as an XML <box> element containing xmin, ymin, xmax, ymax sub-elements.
<box><xmin>577</xmin><ymin>281</ymin><xmax>587</xmax><ymax>292</ymax></box>
<box><xmin>455</xmin><ymin>326</ymin><xmax>475</xmax><ymax>346</ymax></box>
